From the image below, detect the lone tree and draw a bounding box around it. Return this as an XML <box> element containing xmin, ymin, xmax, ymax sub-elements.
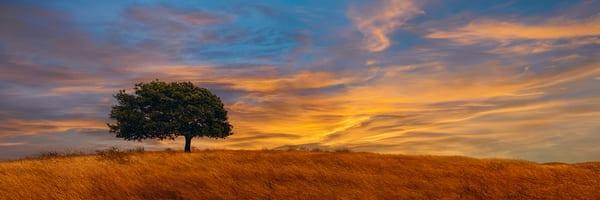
<box><xmin>107</xmin><ymin>80</ymin><xmax>233</xmax><ymax>152</ymax></box>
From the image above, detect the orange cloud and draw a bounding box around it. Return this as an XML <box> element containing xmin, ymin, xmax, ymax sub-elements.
<box><xmin>348</xmin><ymin>0</ymin><xmax>422</xmax><ymax>52</ymax></box>
<box><xmin>488</xmin><ymin>37</ymin><xmax>600</xmax><ymax>55</ymax></box>
<box><xmin>132</xmin><ymin>65</ymin><xmax>369</xmax><ymax>94</ymax></box>
<box><xmin>0</xmin><ymin>119</ymin><xmax>107</xmax><ymax>136</ymax></box>
<box><xmin>428</xmin><ymin>16</ymin><xmax>600</xmax><ymax>43</ymax></box>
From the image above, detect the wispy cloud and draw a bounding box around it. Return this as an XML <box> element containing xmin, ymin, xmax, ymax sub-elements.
<box><xmin>428</xmin><ymin>16</ymin><xmax>600</xmax><ymax>43</ymax></box>
<box><xmin>0</xmin><ymin>118</ymin><xmax>106</xmax><ymax>137</ymax></box>
<box><xmin>488</xmin><ymin>37</ymin><xmax>600</xmax><ymax>55</ymax></box>
<box><xmin>127</xmin><ymin>5</ymin><xmax>232</xmax><ymax>26</ymax></box>
<box><xmin>348</xmin><ymin>0</ymin><xmax>423</xmax><ymax>52</ymax></box>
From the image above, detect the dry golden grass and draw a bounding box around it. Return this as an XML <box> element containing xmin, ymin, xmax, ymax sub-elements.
<box><xmin>1</xmin><ymin>150</ymin><xmax>599</xmax><ymax>200</ymax></box>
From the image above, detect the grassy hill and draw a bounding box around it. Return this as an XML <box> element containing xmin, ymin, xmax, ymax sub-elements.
<box><xmin>1</xmin><ymin>150</ymin><xmax>599</xmax><ymax>199</ymax></box>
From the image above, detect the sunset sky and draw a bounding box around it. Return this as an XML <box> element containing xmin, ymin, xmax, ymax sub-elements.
<box><xmin>1</xmin><ymin>0</ymin><xmax>599</xmax><ymax>162</ymax></box>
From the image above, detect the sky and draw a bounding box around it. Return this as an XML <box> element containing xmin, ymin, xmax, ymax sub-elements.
<box><xmin>0</xmin><ymin>0</ymin><xmax>599</xmax><ymax>162</ymax></box>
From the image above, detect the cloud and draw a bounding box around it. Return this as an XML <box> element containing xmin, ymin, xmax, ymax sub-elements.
<box><xmin>0</xmin><ymin>118</ymin><xmax>106</xmax><ymax>137</ymax></box>
<box><xmin>428</xmin><ymin>16</ymin><xmax>600</xmax><ymax>43</ymax></box>
<box><xmin>125</xmin><ymin>5</ymin><xmax>232</xmax><ymax>31</ymax></box>
<box><xmin>128</xmin><ymin>65</ymin><xmax>373</xmax><ymax>96</ymax></box>
<box><xmin>487</xmin><ymin>37</ymin><xmax>600</xmax><ymax>55</ymax></box>
<box><xmin>348</xmin><ymin>0</ymin><xmax>422</xmax><ymax>52</ymax></box>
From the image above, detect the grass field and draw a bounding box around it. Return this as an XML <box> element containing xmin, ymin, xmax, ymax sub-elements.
<box><xmin>1</xmin><ymin>149</ymin><xmax>599</xmax><ymax>199</ymax></box>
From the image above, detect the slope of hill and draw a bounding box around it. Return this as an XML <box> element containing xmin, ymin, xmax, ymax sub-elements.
<box><xmin>0</xmin><ymin>150</ymin><xmax>599</xmax><ymax>199</ymax></box>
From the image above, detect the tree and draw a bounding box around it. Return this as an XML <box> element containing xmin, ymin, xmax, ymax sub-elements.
<box><xmin>107</xmin><ymin>80</ymin><xmax>233</xmax><ymax>152</ymax></box>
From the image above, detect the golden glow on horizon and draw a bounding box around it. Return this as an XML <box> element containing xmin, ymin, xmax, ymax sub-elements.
<box><xmin>147</xmin><ymin>61</ymin><xmax>600</xmax><ymax>158</ymax></box>
<box><xmin>3</xmin><ymin>61</ymin><xmax>599</xmax><ymax>160</ymax></box>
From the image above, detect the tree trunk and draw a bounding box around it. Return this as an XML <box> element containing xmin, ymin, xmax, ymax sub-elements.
<box><xmin>184</xmin><ymin>135</ymin><xmax>192</xmax><ymax>153</ymax></box>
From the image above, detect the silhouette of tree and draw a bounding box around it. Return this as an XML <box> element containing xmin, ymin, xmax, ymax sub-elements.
<box><xmin>108</xmin><ymin>80</ymin><xmax>232</xmax><ymax>152</ymax></box>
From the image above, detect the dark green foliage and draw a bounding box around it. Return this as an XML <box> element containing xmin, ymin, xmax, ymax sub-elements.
<box><xmin>108</xmin><ymin>80</ymin><xmax>233</xmax><ymax>152</ymax></box>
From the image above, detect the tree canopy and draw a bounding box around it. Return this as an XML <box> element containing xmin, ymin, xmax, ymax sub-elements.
<box><xmin>107</xmin><ymin>80</ymin><xmax>233</xmax><ymax>152</ymax></box>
